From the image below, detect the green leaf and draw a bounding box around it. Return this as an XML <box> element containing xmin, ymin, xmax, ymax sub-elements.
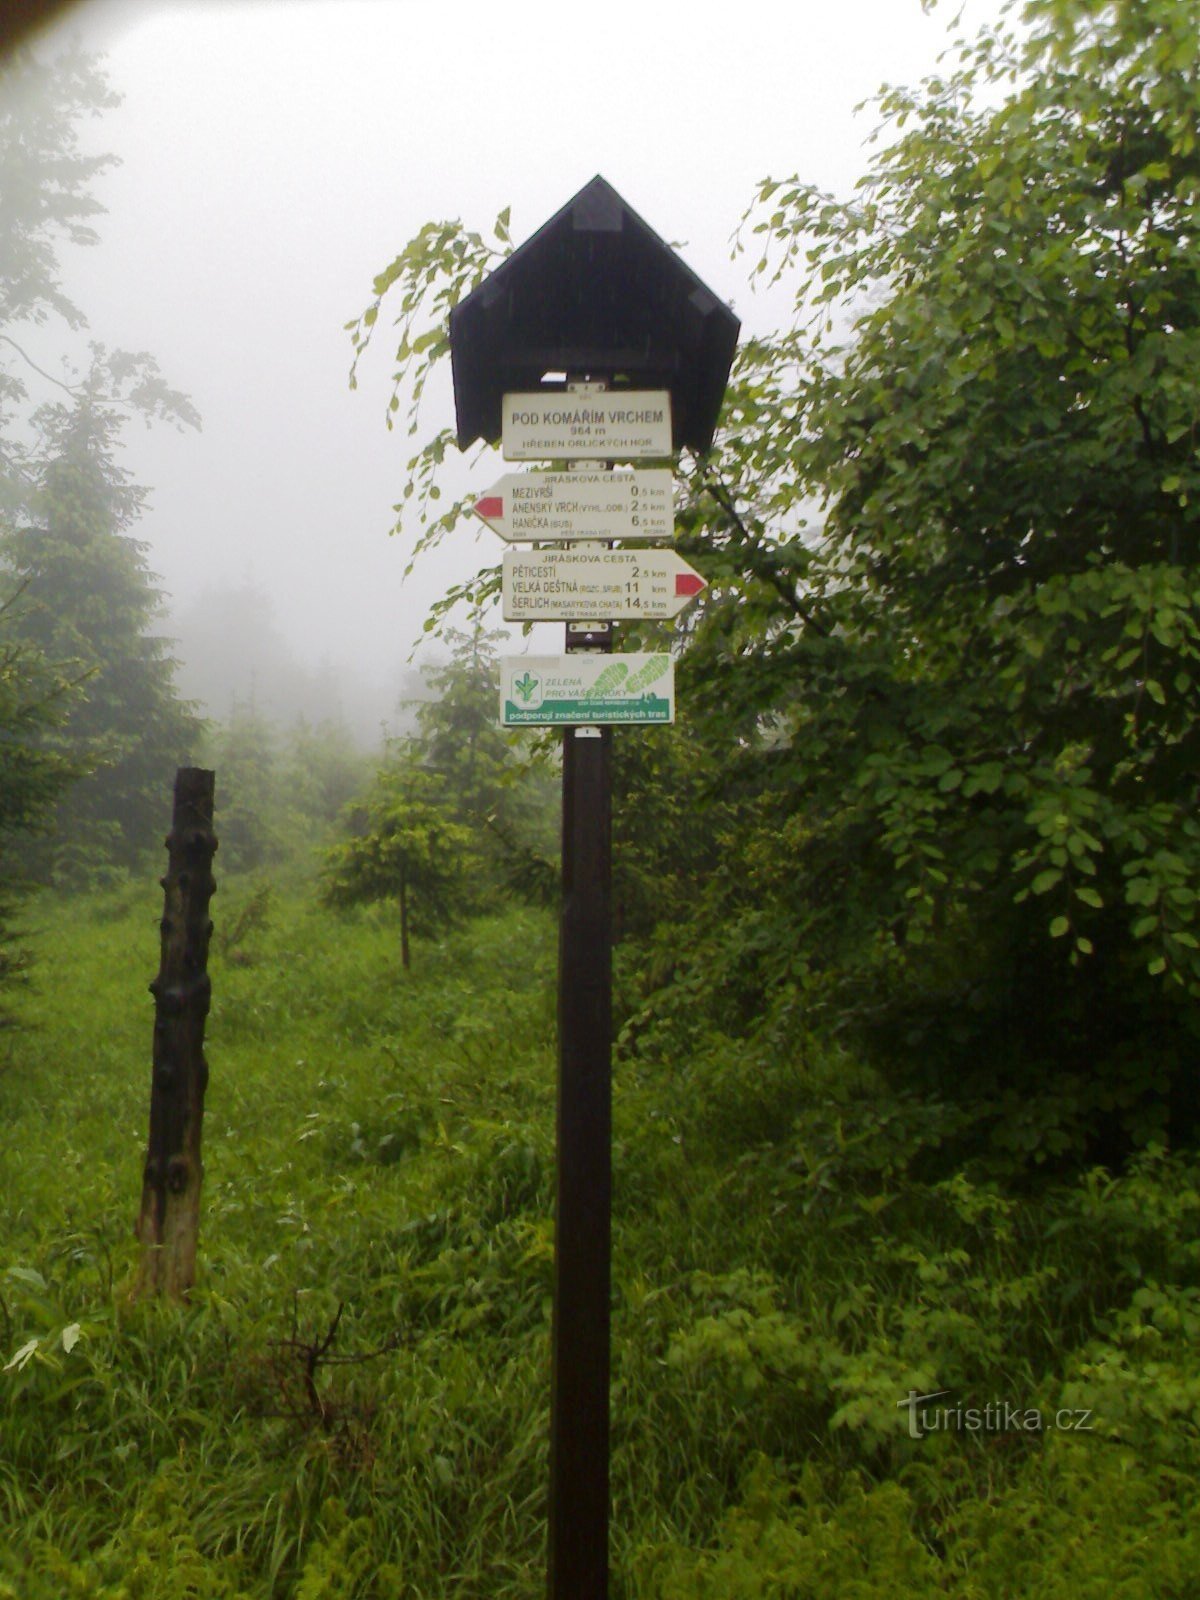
<box><xmin>3</xmin><ymin>1339</ymin><xmax>39</xmax><ymax>1373</ymax></box>
<box><xmin>5</xmin><ymin>1267</ymin><xmax>47</xmax><ymax>1290</ymax></box>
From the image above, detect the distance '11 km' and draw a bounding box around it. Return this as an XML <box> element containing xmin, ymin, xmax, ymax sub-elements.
<box><xmin>502</xmin><ymin>548</ymin><xmax>706</xmax><ymax>621</ymax></box>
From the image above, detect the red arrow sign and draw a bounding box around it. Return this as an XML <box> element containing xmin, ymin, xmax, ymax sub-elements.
<box><xmin>502</xmin><ymin>548</ymin><xmax>706</xmax><ymax>620</ymax></box>
<box><xmin>470</xmin><ymin>469</ymin><xmax>674</xmax><ymax>543</ymax></box>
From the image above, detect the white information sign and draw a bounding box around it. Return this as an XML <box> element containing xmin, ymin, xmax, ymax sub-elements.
<box><xmin>501</xmin><ymin>391</ymin><xmax>672</xmax><ymax>461</ymax></box>
<box><xmin>500</xmin><ymin>654</ymin><xmax>674</xmax><ymax>726</ymax></box>
<box><xmin>502</xmin><ymin>548</ymin><xmax>706</xmax><ymax>621</ymax></box>
<box><xmin>472</xmin><ymin>469</ymin><xmax>674</xmax><ymax>544</ymax></box>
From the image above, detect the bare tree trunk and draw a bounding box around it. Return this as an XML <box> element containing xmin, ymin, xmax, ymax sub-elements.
<box><xmin>134</xmin><ymin>768</ymin><xmax>217</xmax><ymax>1300</ymax></box>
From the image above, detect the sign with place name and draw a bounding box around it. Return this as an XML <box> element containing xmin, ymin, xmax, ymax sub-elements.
<box><xmin>501</xmin><ymin>391</ymin><xmax>672</xmax><ymax>461</ymax></box>
<box><xmin>502</xmin><ymin>548</ymin><xmax>706</xmax><ymax>621</ymax></box>
<box><xmin>500</xmin><ymin>654</ymin><xmax>674</xmax><ymax>726</ymax></box>
<box><xmin>472</xmin><ymin>469</ymin><xmax>674</xmax><ymax>543</ymax></box>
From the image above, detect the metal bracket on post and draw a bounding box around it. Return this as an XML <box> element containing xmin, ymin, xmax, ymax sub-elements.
<box><xmin>566</xmin><ymin>620</ymin><xmax>612</xmax><ymax>656</ymax></box>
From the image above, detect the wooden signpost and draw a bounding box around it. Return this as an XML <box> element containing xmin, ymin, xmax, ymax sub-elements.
<box><xmin>448</xmin><ymin>175</ymin><xmax>738</xmax><ymax>1600</ymax></box>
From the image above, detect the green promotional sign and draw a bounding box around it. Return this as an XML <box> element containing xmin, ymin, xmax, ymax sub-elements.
<box><xmin>500</xmin><ymin>654</ymin><xmax>674</xmax><ymax>726</ymax></box>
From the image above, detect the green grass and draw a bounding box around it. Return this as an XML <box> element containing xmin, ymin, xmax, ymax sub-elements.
<box><xmin>1</xmin><ymin>872</ymin><xmax>1198</xmax><ymax>1596</ymax></box>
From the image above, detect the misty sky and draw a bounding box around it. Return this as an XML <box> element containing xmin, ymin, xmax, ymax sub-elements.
<box><xmin>14</xmin><ymin>0</ymin><xmax>1010</xmax><ymax>737</ymax></box>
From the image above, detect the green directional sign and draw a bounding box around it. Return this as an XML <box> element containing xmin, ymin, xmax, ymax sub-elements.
<box><xmin>500</xmin><ymin>654</ymin><xmax>674</xmax><ymax>726</ymax></box>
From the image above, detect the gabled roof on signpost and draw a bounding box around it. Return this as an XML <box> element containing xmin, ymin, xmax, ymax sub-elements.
<box><xmin>449</xmin><ymin>175</ymin><xmax>740</xmax><ymax>456</ymax></box>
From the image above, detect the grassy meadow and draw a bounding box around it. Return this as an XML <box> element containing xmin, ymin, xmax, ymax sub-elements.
<box><xmin>1</xmin><ymin>869</ymin><xmax>1198</xmax><ymax>1597</ymax></box>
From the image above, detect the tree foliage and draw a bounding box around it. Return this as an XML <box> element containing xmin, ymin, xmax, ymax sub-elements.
<box><xmin>200</xmin><ymin>699</ymin><xmax>371</xmax><ymax>875</ymax></box>
<box><xmin>0</xmin><ymin>47</ymin><xmax>196</xmax><ymax>509</ymax></box>
<box><xmin>411</xmin><ymin>622</ymin><xmax>553</xmax><ymax>852</ymax></box>
<box><xmin>0</xmin><ymin>595</ymin><xmax>83</xmax><ymax>988</ymax></box>
<box><xmin>672</xmin><ymin>0</ymin><xmax>1200</xmax><ymax>1150</ymax></box>
<box><xmin>0</xmin><ymin>47</ymin><xmax>202</xmax><ymax>884</ymax></box>
<box><xmin>322</xmin><ymin>762</ymin><xmax>477</xmax><ymax>967</ymax></box>
<box><xmin>0</xmin><ymin>386</ymin><xmax>201</xmax><ymax>877</ymax></box>
<box><xmin>321</xmin><ymin>624</ymin><xmax>557</xmax><ymax>953</ymax></box>
<box><xmin>352</xmin><ymin>0</ymin><xmax>1200</xmax><ymax>1162</ymax></box>
<box><xmin>0</xmin><ymin>43</ymin><xmax>117</xmax><ymax>335</ymax></box>
<box><xmin>0</xmin><ymin>45</ymin><xmax>122</xmax><ymax>893</ymax></box>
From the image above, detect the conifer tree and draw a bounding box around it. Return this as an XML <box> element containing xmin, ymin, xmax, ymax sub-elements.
<box><xmin>0</xmin><ymin>386</ymin><xmax>201</xmax><ymax>877</ymax></box>
<box><xmin>0</xmin><ymin>45</ymin><xmax>201</xmax><ymax>881</ymax></box>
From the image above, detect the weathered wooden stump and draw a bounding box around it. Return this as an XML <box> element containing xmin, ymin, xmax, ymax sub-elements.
<box><xmin>134</xmin><ymin>767</ymin><xmax>217</xmax><ymax>1300</ymax></box>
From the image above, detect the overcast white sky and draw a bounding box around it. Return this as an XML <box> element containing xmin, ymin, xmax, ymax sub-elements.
<box><xmin>16</xmin><ymin>0</ymin><xmax>1011</xmax><ymax>736</ymax></box>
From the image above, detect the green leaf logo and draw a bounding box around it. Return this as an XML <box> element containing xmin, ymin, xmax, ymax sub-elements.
<box><xmin>514</xmin><ymin>672</ymin><xmax>540</xmax><ymax>703</ymax></box>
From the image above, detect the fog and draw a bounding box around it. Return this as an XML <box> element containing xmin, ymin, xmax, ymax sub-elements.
<box><xmin>10</xmin><ymin>0</ymin><xmax>1009</xmax><ymax>743</ymax></box>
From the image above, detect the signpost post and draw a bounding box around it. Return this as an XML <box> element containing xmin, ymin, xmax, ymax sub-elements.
<box><xmin>448</xmin><ymin>175</ymin><xmax>738</xmax><ymax>1600</ymax></box>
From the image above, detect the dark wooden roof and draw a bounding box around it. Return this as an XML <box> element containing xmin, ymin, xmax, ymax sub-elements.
<box><xmin>449</xmin><ymin>176</ymin><xmax>739</xmax><ymax>455</ymax></box>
